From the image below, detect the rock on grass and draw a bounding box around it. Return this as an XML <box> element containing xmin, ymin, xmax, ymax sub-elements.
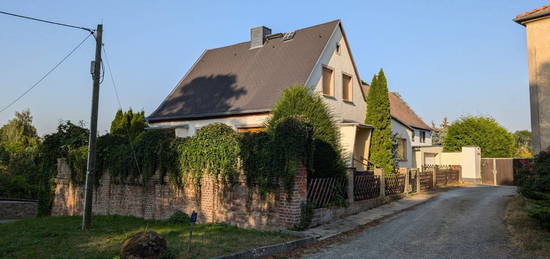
<box><xmin>120</xmin><ymin>230</ymin><xmax>167</xmax><ymax>259</ymax></box>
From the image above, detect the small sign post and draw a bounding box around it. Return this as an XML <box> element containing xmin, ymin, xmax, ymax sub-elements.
<box><xmin>188</xmin><ymin>211</ymin><xmax>197</xmax><ymax>252</ymax></box>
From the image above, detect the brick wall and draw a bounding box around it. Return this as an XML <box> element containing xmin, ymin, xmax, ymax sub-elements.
<box><xmin>51</xmin><ymin>159</ymin><xmax>307</xmax><ymax>230</ymax></box>
<box><xmin>0</xmin><ymin>199</ymin><xmax>38</xmax><ymax>220</ymax></box>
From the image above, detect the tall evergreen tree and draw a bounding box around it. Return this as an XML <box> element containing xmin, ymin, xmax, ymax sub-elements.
<box><xmin>365</xmin><ymin>69</ymin><xmax>394</xmax><ymax>173</ymax></box>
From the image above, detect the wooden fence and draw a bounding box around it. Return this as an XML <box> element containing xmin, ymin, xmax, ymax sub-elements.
<box><xmin>308</xmin><ymin>165</ymin><xmax>461</xmax><ymax>209</ymax></box>
<box><xmin>354</xmin><ymin>174</ymin><xmax>380</xmax><ymax>201</ymax></box>
<box><xmin>307</xmin><ymin>177</ymin><xmax>347</xmax><ymax>208</ymax></box>
<box><xmin>419</xmin><ymin>172</ymin><xmax>433</xmax><ymax>191</ymax></box>
<box><xmin>385</xmin><ymin>173</ymin><xmax>406</xmax><ymax>195</ymax></box>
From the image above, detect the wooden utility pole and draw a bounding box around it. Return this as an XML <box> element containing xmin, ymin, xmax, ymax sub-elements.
<box><xmin>82</xmin><ymin>24</ymin><xmax>103</xmax><ymax>230</ymax></box>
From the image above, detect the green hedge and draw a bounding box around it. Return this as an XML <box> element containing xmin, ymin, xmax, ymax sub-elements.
<box><xmin>518</xmin><ymin>148</ymin><xmax>550</xmax><ymax>229</ymax></box>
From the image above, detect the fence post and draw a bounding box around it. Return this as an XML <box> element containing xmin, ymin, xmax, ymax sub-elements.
<box><xmin>432</xmin><ymin>165</ymin><xmax>438</xmax><ymax>190</ymax></box>
<box><xmin>346</xmin><ymin>168</ymin><xmax>355</xmax><ymax>205</ymax></box>
<box><xmin>459</xmin><ymin>165</ymin><xmax>463</xmax><ymax>184</ymax></box>
<box><xmin>492</xmin><ymin>158</ymin><xmax>498</xmax><ymax>186</ymax></box>
<box><xmin>416</xmin><ymin>169</ymin><xmax>421</xmax><ymax>193</ymax></box>
<box><xmin>375</xmin><ymin>168</ymin><xmax>385</xmax><ymax>198</ymax></box>
<box><xmin>400</xmin><ymin>168</ymin><xmax>410</xmax><ymax>194</ymax></box>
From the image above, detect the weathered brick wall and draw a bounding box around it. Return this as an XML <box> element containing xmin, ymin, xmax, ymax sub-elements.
<box><xmin>0</xmin><ymin>199</ymin><xmax>38</xmax><ymax>219</ymax></box>
<box><xmin>51</xmin><ymin>159</ymin><xmax>307</xmax><ymax>230</ymax></box>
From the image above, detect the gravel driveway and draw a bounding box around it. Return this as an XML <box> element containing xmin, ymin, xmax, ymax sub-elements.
<box><xmin>304</xmin><ymin>185</ymin><xmax>519</xmax><ymax>259</ymax></box>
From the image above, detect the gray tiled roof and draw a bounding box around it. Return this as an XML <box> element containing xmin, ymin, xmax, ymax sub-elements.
<box><xmin>148</xmin><ymin>20</ymin><xmax>340</xmax><ymax>122</ymax></box>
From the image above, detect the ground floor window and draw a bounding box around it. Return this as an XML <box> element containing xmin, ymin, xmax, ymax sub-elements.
<box><xmin>397</xmin><ymin>138</ymin><xmax>407</xmax><ymax>161</ymax></box>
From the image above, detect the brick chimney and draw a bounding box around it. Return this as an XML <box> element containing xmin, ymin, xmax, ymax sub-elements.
<box><xmin>250</xmin><ymin>26</ymin><xmax>271</xmax><ymax>49</ymax></box>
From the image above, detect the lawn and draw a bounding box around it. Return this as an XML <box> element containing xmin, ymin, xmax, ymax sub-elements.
<box><xmin>0</xmin><ymin>215</ymin><xmax>297</xmax><ymax>258</ymax></box>
<box><xmin>505</xmin><ymin>195</ymin><xmax>550</xmax><ymax>257</ymax></box>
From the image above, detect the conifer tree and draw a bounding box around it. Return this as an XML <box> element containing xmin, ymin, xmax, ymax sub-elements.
<box><xmin>365</xmin><ymin>69</ymin><xmax>394</xmax><ymax>173</ymax></box>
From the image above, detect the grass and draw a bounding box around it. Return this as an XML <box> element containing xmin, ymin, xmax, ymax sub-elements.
<box><xmin>504</xmin><ymin>195</ymin><xmax>550</xmax><ymax>257</ymax></box>
<box><xmin>0</xmin><ymin>215</ymin><xmax>298</xmax><ymax>258</ymax></box>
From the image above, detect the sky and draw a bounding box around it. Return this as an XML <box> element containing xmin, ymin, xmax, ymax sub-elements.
<box><xmin>0</xmin><ymin>0</ymin><xmax>546</xmax><ymax>135</ymax></box>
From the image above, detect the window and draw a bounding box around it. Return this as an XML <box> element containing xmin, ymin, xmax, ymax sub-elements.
<box><xmin>397</xmin><ymin>138</ymin><xmax>407</xmax><ymax>160</ymax></box>
<box><xmin>411</xmin><ymin>131</ymin><xmax>415</xmax><ymax>142</ymax></box>
<box><xmin>336</xmin><ymin>43</ymin><xmax>341</xmax><ymax>55</ymax></box>
<box><xmin>238</xmin><ymin>127</ymin><xmax>265</xmax><ymax>133</ymax></box>
<box><xmin>322</xmin><ymin>66</ymin><xmax>334</xmax><ymax>96</ymax></box>
<box><xmin>420</xmin><ymin>131</ymin><xmax>426</xmax><ymax>143</ymax></box>
<box><xmin>342</xmin><ymin>73</ymin><xmax>352</xmax><ymax>102</ymax></box>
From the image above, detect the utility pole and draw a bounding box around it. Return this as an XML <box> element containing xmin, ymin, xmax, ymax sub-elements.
<box><xmin>82</xmin><ymin>24</ymin><xmax>103</xmax><ymax>230</ymax></box>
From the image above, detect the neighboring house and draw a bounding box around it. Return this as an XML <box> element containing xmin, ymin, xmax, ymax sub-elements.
<box><xmin>514</xmin><ymin>4</ymin><xmax>550</xmax><ymax>154</ymax></box>
<box><xmin>361</xmin><ymin>83</ymin><xmax>433</xmax><ymax>168</ymax></box>
<box><xmin>147</xmin><ymin>20</ymin><xmax>372</xmax><ymax>169</ymax></box>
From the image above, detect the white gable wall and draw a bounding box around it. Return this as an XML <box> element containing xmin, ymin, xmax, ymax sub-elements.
<box><xmin>392</xmin><ymin>119</ymin><xmax>414</xmax><ymax>168</ymax></box>
<box><xmin>306</xmin><ymin>25</ymin><xmax>366</xmax><ymax>123</ymax></box>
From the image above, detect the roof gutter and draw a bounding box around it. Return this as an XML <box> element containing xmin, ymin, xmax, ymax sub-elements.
<box><xmin>147</xmin><ymin>109</ymin><xmax>271</xmax><ymax>123</ymax></box>
<box><xmin>514</xmin><ymin>9</ymin><xmax>550</xmax><ymax>25</ymax></box>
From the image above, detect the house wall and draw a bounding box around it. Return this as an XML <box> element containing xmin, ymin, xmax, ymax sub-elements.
<box><xmin>307</xmin><ymin>25</ymin><xmax>367</xmax><ymax>124</ymax></box>
<box><xmin>525</xmin><ymin>17</ymin><xmax>550</xmax><ymax>153</ymax></box>
<box><xmin>410</xmin><ymin>128</ymin><xmax>432</xmax><ymax>147</ymax></box>
<box><xmin>354</xmin><ymin>127</ymin><xmax>372</xmax><ymax>171</ymax></box>
<box><xmin>150</xmin><ymin>113</ymin><xmax>270</xmax><ymax>138</ymax></box>
<box><xmin>339</xmin><ymin>125</ymin><xmax>356</xmax><ymax>167</ymax></box>
<box><xmin>391</xmin><ymin>119</ymin><xmax>413</xmax><ymax>168</ymax></box>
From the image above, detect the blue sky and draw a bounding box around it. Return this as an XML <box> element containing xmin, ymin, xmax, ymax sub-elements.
<box><xmin>0</xmin><ymin>0</ymin><xmax>545</xmax><ymax>135</ymax></box>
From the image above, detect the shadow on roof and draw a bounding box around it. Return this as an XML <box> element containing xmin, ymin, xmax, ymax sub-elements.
<box><xmin>151</xmin><ymin>74</ymin><xmax>247</xmax><ymax>118</ymax></box>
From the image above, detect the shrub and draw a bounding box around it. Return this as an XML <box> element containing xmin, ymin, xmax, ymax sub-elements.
<box><xmin>166</xmin><ymin>210</ymin><xmax>190</xmax><ymax>224</ymax></box>
<box><xmin>240</xmin><ymin>116</ymin><xmax>314</xmax><ymax>194</ymax></box>
<box><xmin>518</xmin><ymin>147</ymin><xmax>550</xmax><ymax>229</ymax></box>
<box><xmin>518</xmin><ymin>149</ymin><xmax>550</xmax><ymax>196</ymax></box>
<box><xmin>444</xmin><ymin>116</ymin><xmax>514</xmax><ymax>158</ymax></box>
<box><xmin>268</xmin><ymin>86</ymin><xmax>344</xmax><ymax>178</ymax></box>
<box><xmin>178</xmin><ymin>123</ymin><xmax>241</xmax><ymax>186</ymax></box>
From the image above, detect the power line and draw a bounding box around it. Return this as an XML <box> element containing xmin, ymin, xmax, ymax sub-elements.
<box><xmin>0</xmin><ymin>10</ymin><xmax>94</xmax><ymax>32</ymax></box>
<box><xmin>102</xmin><ymin>46</ymin><xmax>142</xmax><ymax>176</ymax></box>
<box><xmin>0</xmin><ymin>32</ymin><xmax>93</xmax><ymax>114</ymax></box>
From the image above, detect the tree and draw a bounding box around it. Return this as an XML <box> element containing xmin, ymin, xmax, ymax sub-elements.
<box><xmin>431</xmin><ymin>117</ymin><xmax>449</xmax><ymax>145</ymax></box>
<box><xmin>513</xmin><ymin>130</ymin><xmax>532</xmax><ymax>158</ymax></box>
<box><xmin>109</xmin><ymin>109</ymin><xmax>147</xmax><ymax>142</ymax></box>
<box><xmin>365</xmin><ymin>69</ymin><xmax>394</xmax><ymax>173</ymax></box>
<box><xmin>268</xmin><ymin>86</ymin><xmax>344</xmax><ymax>178</ymax></box>
<box><xmin>0</xmin><ymin>110</ymin><xmax>38</xmax><ymax>150</ymax></box>
<box><xmin>0</xmin><ymin>110</ymin><xmax>40</xmax><ymax>201</ymax></box>
<box><xmin>443</xmin><ymin>116</ymin><xmax>515</xmax><ymax>157</ymax></box>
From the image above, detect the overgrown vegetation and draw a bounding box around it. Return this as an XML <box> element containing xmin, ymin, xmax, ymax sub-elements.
<box><xmin>268</xmin><ymin>86</ymin><xmax>344</xmax><ymax>179</ymax></box>
<box><xmin>365</xmin><ymin>69</ymin><xmax>394</xmax><ymax>173</ymax></box>
<box><xmin>0</xmin><ymin>110</ymin><xmax>89</xmax><ymax>215</ymax></box>
<box><xmin>1</xmin><ymin>86</ymin><xmax>344</xmax><ymax>215</ymax></box>
<box><xmin>516</xmin><ymin>147</ymin><xmax>550</xmax><ymax>232</ymax></box>
<box><xmin>505</xmin><ymin>195</ymin><xmax>550</xmax><ymax>256</ymax></box>
<box><xmin>443</xmin><ymin>115</ymin><xmax>515</xmax><ymax>158</ymax></box>
<box><xmin>0</xmin><ymin>215</ymin><xmax>297</xmax><ymax>258</ymax></box>
<box><xmin>513</xmin><ymin>130</ymin><xmax>533</xmax><ymax>158</ymax></box>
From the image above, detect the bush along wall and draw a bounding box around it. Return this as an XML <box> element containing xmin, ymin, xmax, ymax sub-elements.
<box><xmin>517</xmin><ymin>148</ymin><xmax>550</xmax><ymax>230</ymax></box>
<box><xmin>65</xmin><ymin>119</ymin><xmax>314</xmax><ymax>200</ymax></box>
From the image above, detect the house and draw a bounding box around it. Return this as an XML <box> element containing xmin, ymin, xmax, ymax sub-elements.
<box><xmin>514</xmin><ymin>4</ymin><xmax>550</xmax><ymax>154</ymax></box>
<box><xmin>361</xmin><ymin>83</ymin><xmax>433</xmax><ymax>168</ymax></box>
<box><xmin>147</xmin><ymin>20</ymin><xmax>372</xmax><ymax>170</ymax></box>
